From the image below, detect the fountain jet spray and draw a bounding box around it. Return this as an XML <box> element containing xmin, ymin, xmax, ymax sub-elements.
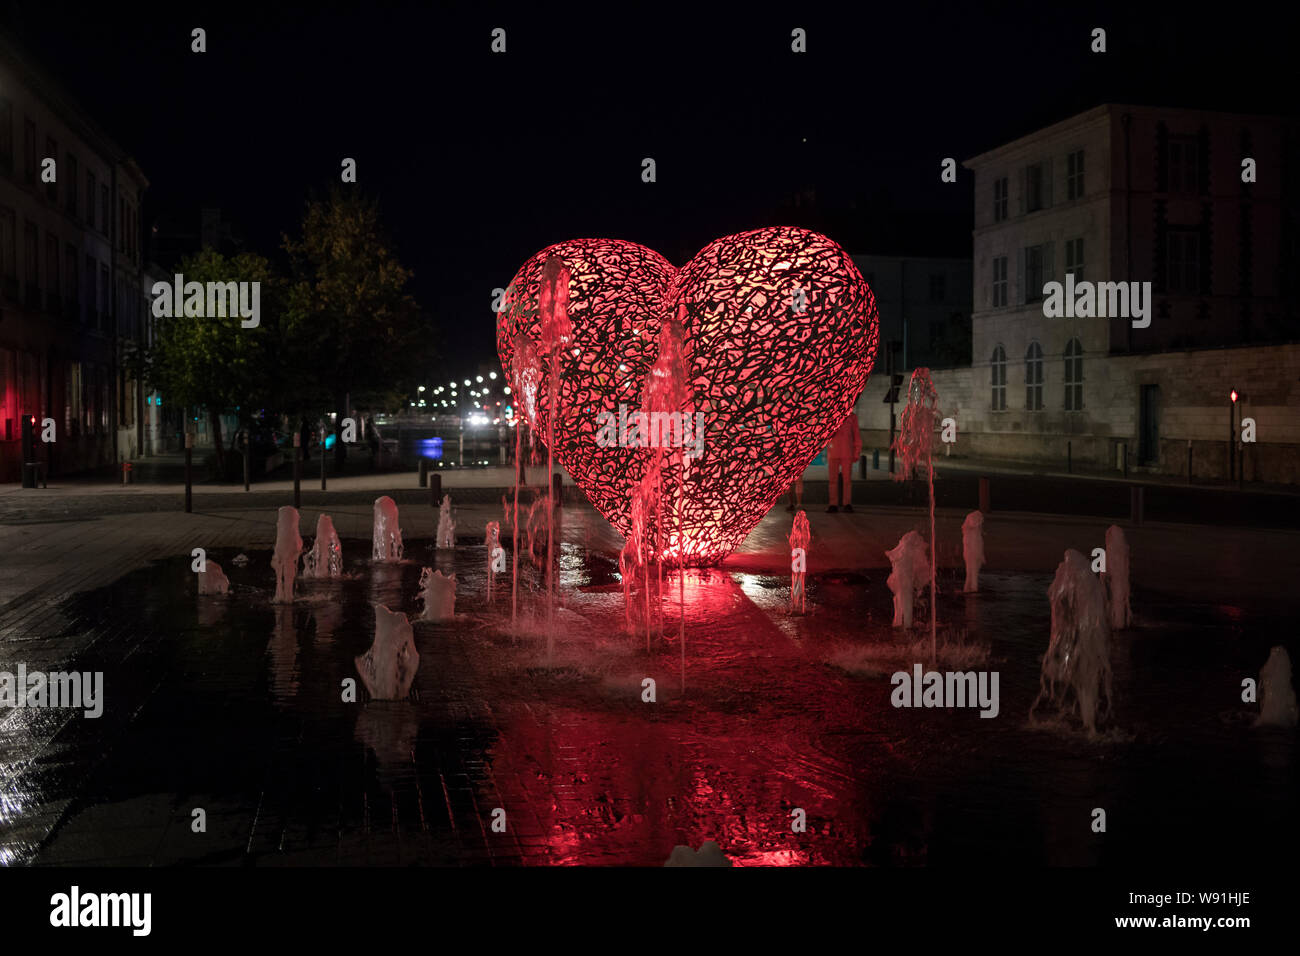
<box><xmin>272</xmin><ymin>506</ymin><xmax>303</xmax><ymax>604</ymax></box>
<box><xmin>788</xmin><ymin>510</ymin><xmax>811</xmax><ymax>614</ymax></box>
<box><xmin>641</xmin><ymin>306</ymin><xmax>693</xmax><ymax>690</ymax></box>
<box><xmin>538</xmin><ymin>255</ymin><xmax>573</xmax><ymax>663</ymax></box>
<box><xmin>1031</xmin><ymin>548</ymin><xmax>1113</xmax><ymax>736</ymax></box>
<box><xmin>891</xmin><ymin>370</ymin><xmax>940</xmax><ymax>661</ymax></box>
<box><xmin>1103</xmin><ymin>524</ymin><xmax>1131</xmax><ymax>630</ymax></box>
<box><xmin>510</xmin><ymin>335</ymin><xmax>542</xmax><ymax>631</ymax></box>
<box><xmin>372</xmin><ymin>496</ymin><xmax>404</xmax><ymax>562</ymax></box>
<box><xmin>302</xmin><ymin>514</ymin><xmax>342</xmax><ymax>579</ymax></box>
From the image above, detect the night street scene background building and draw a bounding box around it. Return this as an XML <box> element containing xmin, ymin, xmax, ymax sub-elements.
<box><xmin>0</xmin><ymin>0</ymin><xmax>1295</xmax><ymax>938</ymax></box>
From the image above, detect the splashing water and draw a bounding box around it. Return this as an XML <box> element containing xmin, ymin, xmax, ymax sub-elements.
<box><xmin>538</xmin><ymin>255</ymin><xmax>574</xmax><ymax>664</ymax></box>
<box><xmin>418</xmin><ymin>567</ymin><xmax>457</xmax><ymax>623</ymax></box>
<box><xmin>1032</xmin><ymin>549</ymin><xmax>1113</xmax><ymax>736</ymax></box>
<box><xmin>962</xmin><ymin>510</ymin><xmax>984</xmax><ymax>594</ymax></box>
<box><xmin>198</xmin><ymin>559</ymin><xmax>229</xmax><ymax>596</ymax></box>
<box><xmin>621</xmin><ymin>470</ymin><xmax>659</xmax><ymax>649</ymax></box>
<box><xmin>509</xmin><ymin>335</ymin><xmax>542</xmax><ymax>631</ymax></box>
<box><xmin>271</xmin><ymin>506</ymin><xmax>303</xmax><ymax>604</ymax></box>
<box><xmin>372</xmin><ymin>496</ymin><xmax>404</xmax><ymax>562</ymax></box>
<box><xmin>1256</xmin><ymin>646</ymin><xmax>1298</xmax><ymax>728</ymax></box>
<box><xmin>1104</xmin><ymin>524</ymin><xmax>1131</xmax><ymax>630</ymax></box>
<box><xmin>891</xmin><ymin>369</ymin><xmax>940</xmax><ymax>660</ymax></box>
<box><xmin>886</xmin><ymin>530</ymin><xmax>930</xmax><ymax>628</ymax></box>
<box><xmin>436</xmin><ymin>495</ymin><xmax>456</xmax><ymax>549</ymax></box>
<box><xmin>485</xmin><ymin>521</ymin><xmax>501</xmax><ymax>595</ymax></box>
<box><xmin>641</xmin><ymin>306</ymin><xmax>693</xmax><ymax>689</ymax></box>
<box><xmin>302</xmin><ymin>514</ymin><xmax>343</xmax><ymax>579</ymax></box>
<box><xmin>788</xmin><ymin>510</ymin><xmax>810</xmax><ymax>614</ymax></box>
<box><xmin>354</xmin><ymin>604</ymin><xmax>419</xmax><ymax>700</ymax></box>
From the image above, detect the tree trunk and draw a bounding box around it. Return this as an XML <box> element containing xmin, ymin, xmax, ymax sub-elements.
<box><xmin>209</xmin><ymin>407</ymin><xmax>225</xmax><ymax>474</ymax></box>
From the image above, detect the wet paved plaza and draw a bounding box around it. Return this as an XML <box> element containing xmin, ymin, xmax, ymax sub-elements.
<box><xmin>1</xmin><ymin>500</ymin><xmax>1295</xmax><ymax>867</ymax></box>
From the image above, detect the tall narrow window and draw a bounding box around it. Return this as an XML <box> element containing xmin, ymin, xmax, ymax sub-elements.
<box><xmin>1167</xmin><ymin>230</ymin><xmax>1201</xmax><ymax>293</ymax></box>
<box><xmin>23</xmin><ymin>221</ymin><xmax>38</xmax><ymax>308</ymax></box>
<box><xmin>1025</xmin><ymin>161</ymin><xmax>1049</xmax><ymax>212</ymax></box>
<box><xmin>1066</xmin><ymin>149</ymin><xmax>1085</xmax><ymax>200</ymax></box>
<box><xmin>990</xmin><ymin>345</ymin><xmax>1007</xmax><ymax>411</ymax></box>
<box><xmin>992</xmin><ymin>256</ymin><xmax>1008</xmax><ymax>307</ymax></box>
<box><xmin>65</xmin><ymin>153</ymin><xmax>78</xmax><ymax>217</ymax></box>
<box><xmin>85</xmin><ymin>255</ymin><xmax>96</xmax><ymax>324</ymax></box>
<box><xmin>65</xmin><ymin>244</ymin><xmax>77</xmax><ymax>319</ymax></box>
<box><xmin>1064</xmin><ymin>338</ymin><xmax>1084</xmax><ymax>411</ymax></box>
<box><xmin>1025</xmin><ymin>342</ymin><xmax>1044</xmax><ymax>411</ymax></box>
<box><xmin>45</xmin><ymin>234</ymin><xmax>59</xmax><ymax>313</ymax></box>
<box><xmin>0</xmin><ymin>97</ymin><xmax>12</xmax><ymax>175</ymax></box>
<box><xmin>45</xmin><ymin>137</ymin><xmax>57</xmax><ymax>203</ymax></box>
<box><xmin>993</xmin><ymin>176</ymin><xmax>1008</xmax><ymax>221</ymax></box>
<box><xmin>1024</xmin><ymin>245</ymin><xmax>1045</xmax><ymax>302</ymax></box>
<box><xmin>23</xmin><ymin>119</ymin><xmax>36</xmax><ymax>186</ymax></box>
<box><xmin>86</xmin><ymin>171</ymin><xmax>96</xmax><ymax>228</ymax></box>
<box><xmin>1167</xmin><ymin>137</ymin><xmax>1199</xmax><ymax>194</ymax></box>
<box><xmin>1065</xmin><ymin>238</ymin><xmax>1084</xmax><ymax>283</ymax></box>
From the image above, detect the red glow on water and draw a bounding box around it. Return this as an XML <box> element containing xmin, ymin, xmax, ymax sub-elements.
<box><xmin>498</xmin><ymin>227</ymin><xmax>879</xmax><ymax>565</ymax></box>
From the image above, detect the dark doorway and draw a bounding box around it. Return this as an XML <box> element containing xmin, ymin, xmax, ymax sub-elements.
<box><xmin>1139</xmin><ymin>384</ymin><xmax>1160</xmax><ymax>465</ymax></box>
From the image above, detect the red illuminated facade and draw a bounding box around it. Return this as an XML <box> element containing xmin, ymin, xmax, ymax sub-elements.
<box><xmin>498</xmin><ymin>226</ymin><xmax>880</xmax><ymax>565</ymax></box>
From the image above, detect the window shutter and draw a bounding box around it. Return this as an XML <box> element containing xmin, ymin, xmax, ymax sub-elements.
<box><xmin>1016</xmin><ymin>248</ymin><xmax>1026</xmax><ymax>305</ymax></box>
<box><xmin>1017</xmin><ymin>167</ymin><xmax>1026</xmax><ymax>216</ymax></box>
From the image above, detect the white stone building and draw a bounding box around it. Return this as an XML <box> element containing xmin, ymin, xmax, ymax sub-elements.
<box><xmin>855</xmin><ymin>104</ymin><xmax>1300</xmax><ymax>483</ymax></box>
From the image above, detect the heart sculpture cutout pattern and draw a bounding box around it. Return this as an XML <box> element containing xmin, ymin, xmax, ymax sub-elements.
<box><xmin>497</xmin><ymin>226</ymin><xmax>880</xmax><ymax>565</ymax></box>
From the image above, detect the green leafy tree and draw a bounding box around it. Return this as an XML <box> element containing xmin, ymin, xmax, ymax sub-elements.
<box><xmin>282</xmin><ymin>190</ymin><xmax>424</xmax><ymax>463</ymax></box>
<box><xmin>143</xmin><ymin>248</ymin><xmax>279</xmax><ymax>471</ymax></box>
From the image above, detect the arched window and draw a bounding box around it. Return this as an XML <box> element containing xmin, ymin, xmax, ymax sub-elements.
<box><xmin>1025</xmin><ymin>342</ymin><xmax>1044</xmax><ymax>411</ymax></box>
<box><xmin>990</xmin><ymin>345</ymin><xmax>1007</xmax><ymax>411</ymax></box>
<box><xmin>1064</xmin><ymin>338</ymin><xmax>1084</xmax><ymax>411</ymax></box>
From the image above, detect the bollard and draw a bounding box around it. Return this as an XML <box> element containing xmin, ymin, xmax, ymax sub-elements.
<box><xmin>1130</xmin><ymin>485</ymin><xmax>1144</xmax><ymax>524</ymax></box>
<box><xmin>859</xmin><ymin>453</ymin><xmax>867</xmax><ymax>478</ymax></box>
<box><xmin>243</xmin><ymin>437</ymin><xmax>250</xmax><ymax>492</ymax></box>
<box><xmin>872</xmin><ymin>448</ymin><xmax>880</xmax><ymax>471</ymax></box>
<box><xmin>978</xmin><ymin>476</ymin><xmax>990</xmax><ymax>513</ymax></box>
<box><xmin>320</xmin><ymin>429</ymin><xmax>327</xmax><ymax>491</ymax></box>
<box><xmin>20</xmin><ymin>415</ymin><xmax>35</xmax><ymax>488</ymax></box>
<box><xmin>418</xmin><ymin>458</ymin><xmax>428</xmax><ymax>488</ymax></box>
<box><xmin>293</xmin><ymin>433</ymin><xmax>301</xmax><ymax>509</ymax></box>
<box><xmin>552</xmin><ymin>471</ymin><xmax>563</xmax><ymax>507</ymax></box>
<box><xmin>430</xmin><ymin>472</ymin><xmax>441</xmax><ymax>509</ymax></box>
<box><xmin>184</xmin><ymin>432</ymin><xmax>193</xmax><ymax>513</ymax></box>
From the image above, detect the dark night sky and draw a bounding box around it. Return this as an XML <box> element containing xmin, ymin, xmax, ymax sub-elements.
<box><xmin>0</xmin><ymin>0</ymin><xmax>1289</xmax><ymax>371</ymax></box>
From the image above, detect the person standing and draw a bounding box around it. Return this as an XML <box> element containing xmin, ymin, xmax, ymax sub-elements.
<box><xmin>826</xmin><ymin>402</ymin><xmax>862</xmax><ymax>513</ymax></box>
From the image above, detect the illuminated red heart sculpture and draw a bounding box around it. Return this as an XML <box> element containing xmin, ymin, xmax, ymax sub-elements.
<box><xmin>497</xmin><ymin>226</ymin><xmax>879</xmax><ymax>565</ymax></box>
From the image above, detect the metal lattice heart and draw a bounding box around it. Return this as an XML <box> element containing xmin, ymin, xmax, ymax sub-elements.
<box><xmin>497</xmin><ymin>226</ymin><xmax>879</xmax><ymax>565</ymax></box>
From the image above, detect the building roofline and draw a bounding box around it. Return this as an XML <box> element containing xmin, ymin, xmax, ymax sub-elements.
<box><xmin>850</xmin><ymin>253</ymin><xmax>972</xmax><ymax>263</ymax></box>
<box><xmin>962</xmin><ymin>103</ymin><xmax>1294</xmax><ymax>169</ymax></box>
<box><xmin>0</xmin><ymin>32</ymin><xmax>148</xmax><ymax>186</ymax></box>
